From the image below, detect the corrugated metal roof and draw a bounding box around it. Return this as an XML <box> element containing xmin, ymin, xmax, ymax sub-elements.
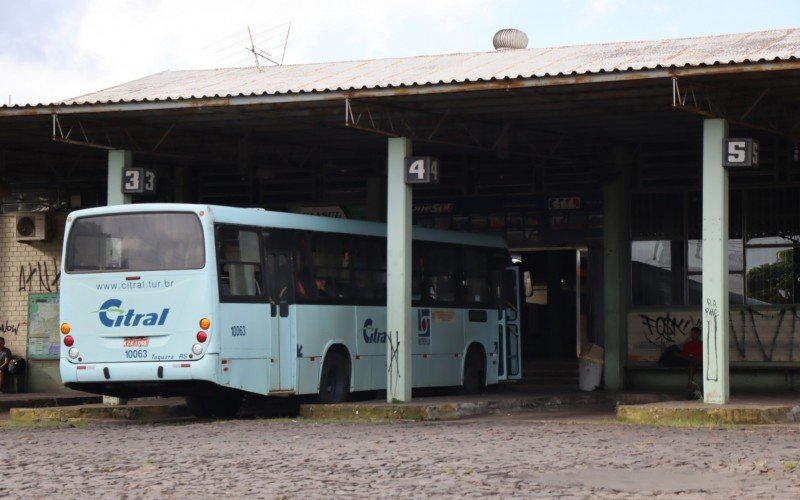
<box><xmin>14</xmin><ymin>28</ymin><xmax>800</xmax><ymax>109</ymax></box>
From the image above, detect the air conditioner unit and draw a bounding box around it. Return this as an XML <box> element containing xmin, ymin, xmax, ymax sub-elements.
<box><xmin>15</xmin><ymin>213</ymin><xmax>49</xmax><ymax>242</ymax></box>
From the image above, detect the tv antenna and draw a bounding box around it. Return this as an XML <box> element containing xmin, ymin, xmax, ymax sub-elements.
<box><xmin>247</xmin><ymin>22</ymin><xmax>291</xmax><ymax>70</ymax></box>
<box><xmin>202</xmin><ymin>21</ymin><xmax>291</xmax><ymax>69</ymax></box>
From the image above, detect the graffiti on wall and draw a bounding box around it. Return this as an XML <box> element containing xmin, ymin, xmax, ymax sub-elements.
<box><xmin>18</xmin><ymin>259</ymin><xmax>61</xmax><ymax>292</ymax></box>
<box><xmin>1</xmin><ymin>320</ymin><xmax>25</xmax><ymax>336</ymax></box>
<box><xmin>639</xmin><ymin>312</ymin><xmax>700</xmax><ymax>345</ymax></box>
<box><xmin>629</xmin><ymin>308</ymin><xmax>800</xmax><ymax>363</ymax></box>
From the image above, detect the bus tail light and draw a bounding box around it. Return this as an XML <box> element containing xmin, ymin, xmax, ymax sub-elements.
<box><xmin>192</xmin><ymin>344</ymin><xmax>203</xmax><ymax>355</ymax></box>
<box><xmin>60</xmin><ymin>323</ymin><xmax>71</xmax><ymax>334</ymax></box>
<box><xmin>197</xmin><ymin>331</ymin><xmax>207</xmax><ymax>343</ymax></box>
<box><xmin>64</xmin><ymin>335</ymin><xmax>74</xmax><ymax>347</ymax></box>
<box><xmin>68</xmin><ymin>347</ymin><xmax>79</xmax><ymax>359</ymax></box>
<box><xmin>199</xmin><ymin>318</ymin><xmax>211</xmax><ymax>330</ymax></box>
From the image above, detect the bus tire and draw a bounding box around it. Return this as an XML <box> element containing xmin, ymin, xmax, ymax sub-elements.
<box><xmin>317</xmin><ymin>351</ymin><xmax>350</xmax><ymax>404</ymax></box>
<box><xmin>462</xmin><ymin>347</ymin><xmax>486</xmax><ymax>394</ymax></box>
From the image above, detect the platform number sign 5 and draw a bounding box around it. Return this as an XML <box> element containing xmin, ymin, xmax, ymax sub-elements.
<box><xmin>405</xmin><ymin>157</ymin><xmax>439</xmax><ymax>184</ymax></box>
<box><xmin>122</xmin><ymin>168</ymin><xmax>158</xmax><ymax>195</ymax></box>
<box><xmin>723</xmin><ymin>138</ymin><xmax>759</xmax><ymax>168</ymax></box>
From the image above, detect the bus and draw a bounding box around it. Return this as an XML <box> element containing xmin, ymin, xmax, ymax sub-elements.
<box><xmin>59</xmin><ymin>204</ymin><xmax>522</xmax><ymax>416</ymax></box>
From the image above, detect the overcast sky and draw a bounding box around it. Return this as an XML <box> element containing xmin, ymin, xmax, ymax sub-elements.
<box><xmin>1</xmin><ymin>0</ymin><xmax>798</xmax><ymax>105</ymax></box>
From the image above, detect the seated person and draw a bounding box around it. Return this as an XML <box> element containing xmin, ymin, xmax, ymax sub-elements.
<box><xmin>295</xmin><ymin>266</ymin><xmax>311</xmax><ymax>298</ymax></box>
<box><xmin>316</xmin><ymin>277</ymin><xmax>330</xmax><ymax>297</ymax></box>
<box><xmin>678</xmin><ymin>326</ymin><xmax>702</xmax><ymax>388</ymax></box>
<box><xmin>0</xmin><ymin>337</ymin><xmax>11</xmax><ymax>393</ymax></box>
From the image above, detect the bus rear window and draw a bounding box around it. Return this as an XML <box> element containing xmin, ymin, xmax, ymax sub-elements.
<box><xmin>66</xmin><ymin>212</ymin><xmax>205</xmax><ymax>273</ymax></box>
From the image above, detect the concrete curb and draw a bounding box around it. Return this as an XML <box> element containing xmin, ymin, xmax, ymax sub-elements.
<box><xmin>10</xmin><ymin>403</ymin><xmax>191</xmax><ymax>422</ymax></box>
<box><xmin>617</xmin><ymin>402</ymin><xmax>800</xmax><ymax>426</ymax></box>
<box><xmin>299</xmin><ymin>392</ymin><xmax>676</xmax><ymax>421</ymax></box>
<box><xmin>7</xmin><ymin>391</ymin><xmax>680</xmax><ymax>424</ymax></box>
<box><xmin>0</xmin><ymin>396</ymin><xmax>103</xmax><ymax>413</ymax></box>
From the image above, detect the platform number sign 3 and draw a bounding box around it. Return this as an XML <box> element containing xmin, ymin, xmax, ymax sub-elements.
<box><xmin>122</xmin><ymin>168</ymin><xmax>157</xmax><ymax>195</ymax></box>
<box><xmin>723</xmin><ymin>138</ymin><xmax>759</xmax><ymax>168</ymax></box>
<box><xmin>405</xmin><ymin>157</ymin><xmax>439</xmax><ymax>184</ymax></box>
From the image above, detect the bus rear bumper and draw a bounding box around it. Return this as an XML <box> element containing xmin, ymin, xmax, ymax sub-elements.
<box><xmin>60</xmin><ymin>354</ymin><xmax>220</xmax><ymax>397</ymax></box>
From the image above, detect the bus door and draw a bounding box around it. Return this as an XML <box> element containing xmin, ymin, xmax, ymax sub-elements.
<box><xmin>498</xmin><ymin>266</ymin><xmax>522</xmax><ymax>380</ymax></box>
<box><xmin>217</xmin><ymin>226</ymin><xmax>270</xmax><ymax>394</ymax></box>
<box><xmin>264</xmin><ymin>240</ymin><xmax>295</xmax><ymax>392</ymax></box>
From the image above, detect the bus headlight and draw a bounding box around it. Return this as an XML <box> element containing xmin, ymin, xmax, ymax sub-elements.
<box><xmin>68</xmin><ymin>347</ymin><xmax>79</xmax><ymax>359</ymax></box>
<box><xmin>191</xmin><ymin>343</ymin><xmax>203</xmax><ymax>355</ymax></box>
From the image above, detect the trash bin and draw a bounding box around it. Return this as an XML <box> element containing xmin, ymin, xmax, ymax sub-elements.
<box><xmin>578</xmin><ymin>344</ymin><xmax>604</xmax><ymax>392</ymax></box>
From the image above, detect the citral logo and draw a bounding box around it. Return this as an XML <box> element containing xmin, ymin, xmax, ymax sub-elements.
<box><xmin>94</xmin><ymin>299</ymin><xmax>170</xmax><ymax>327</ymax></box>
<box><xmin>362</xmin><ymin>318</ymin><xmax>387</xmax><ymax>343</ymax></box>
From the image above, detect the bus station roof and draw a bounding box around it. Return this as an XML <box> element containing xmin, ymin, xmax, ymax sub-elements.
<box><xmin>0</xmin><ymin>28</ymin><xmax>799</xmax><ymax>200</ymax></box>
<box><xmin>2</xmin><ymin>28</ymin><xmax>799</xmax><ymax>112</ymax></box>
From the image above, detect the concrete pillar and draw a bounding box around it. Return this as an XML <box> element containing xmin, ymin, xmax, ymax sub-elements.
<box><xmin>386</xmin><ymin>137</ymin><xmax>412</xmax><ymax>402</ymax></box>
<box><xmin>105</xmin><ymin>150</ymin><xmax>131</xmax><ymax>406</ymax></box>
<box><xmin>702</xmin><ymin>118</ymin><xmax>730</xmax><ymax>404</ymax></box>
<box><xmin>107</xmin><ymin>150</ymin><xmax>132</xmax><ymax>206</ymax></box>
<box><xmin>602</xmin><ymin>149</ymin><xmax>631</xmax><ymax>390</ymax></box>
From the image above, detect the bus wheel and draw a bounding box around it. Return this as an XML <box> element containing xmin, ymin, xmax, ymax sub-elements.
<box><xmin>462</xmin><ymin>348</ymin><xmax>486</xmax><ymax>394</ymax></box>
<box><xmin>317</xmin><ymin>351</ymin><xmax>350</xmax><ymax>404</ymax></box>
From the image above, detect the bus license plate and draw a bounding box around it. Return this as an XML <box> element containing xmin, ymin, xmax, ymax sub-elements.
<box><xmin>123</xmin><ymin>337</ymin><xmax>149</xmax><ymax>347</ymax></box>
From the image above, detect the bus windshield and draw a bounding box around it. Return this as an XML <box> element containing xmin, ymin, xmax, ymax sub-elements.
<box><xmin>65</xmin><ymin>212</ymin><xmax>205</xmax><ymax>273</ymax></box>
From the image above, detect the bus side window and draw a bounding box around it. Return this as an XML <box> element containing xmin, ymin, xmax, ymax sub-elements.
<box><xmin>427</xmin><ymin>246</ymin><xmax>456</xmax><ymax>303</ymax></box>
<box><xmin>218</xmin><ymin>226</ymin><xmax>264</xmax><ymax>300</ymax></box>
<box><xmin>462</xmin><ymin>247</ymin><xmax>490</xmax><ymax>305</ymax></box>
<box><xmin>265</xmin><ymin>253</ymin><xmax>277</xmax><ymax>305</ymax></box>
<box><xmin>411</xmin><ymin>242</ymin><xmax>424</xmax><ymax>302</ymax></box>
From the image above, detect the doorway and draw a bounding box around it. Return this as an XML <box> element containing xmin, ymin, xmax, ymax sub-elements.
<box><xmin>517</xmin><ymin>248</ymin><xmax>591</xmax><ymax>363</ymax></box>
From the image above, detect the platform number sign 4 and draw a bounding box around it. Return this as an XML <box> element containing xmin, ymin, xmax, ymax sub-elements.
<box><xmin>122</xmin><ymin>167</ymin><xmax>157</xmax><ymax>195</ymax></box>
<box><xmin>405</xmin><ymin>157</ymin><xmax>439</xmax><ymax>184</ymax></box>
<box><xmin>723</xmin><ymin>138</ymin><xmax>759</xmax><ymax>168</ymax></box>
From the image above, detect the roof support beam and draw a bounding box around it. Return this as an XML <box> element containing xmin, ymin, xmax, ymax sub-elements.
<box><xmin>4</xmin><ymin>61</ymin><xmax>798</xmax><ymax>118</ymax></box>
<box><xmin>671</xmin><ymin>76</ymin><xmax>799</xmax><ymax>139</ymax></box>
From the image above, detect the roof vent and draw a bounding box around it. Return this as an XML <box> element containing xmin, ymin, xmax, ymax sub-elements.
<box><xmin>493</xmin><ymin>29</ymin><xmax>528</xmax><ymax>50</ymax></box>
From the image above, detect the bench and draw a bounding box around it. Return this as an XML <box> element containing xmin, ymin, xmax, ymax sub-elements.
<box><xmin>625</xmin><ymin>362</ymin><xmax>800</xmax><ymax>389</ymax></box>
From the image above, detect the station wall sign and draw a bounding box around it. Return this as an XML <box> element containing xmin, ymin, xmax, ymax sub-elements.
<box><xmin>122</xmin><ymin>167</ymin><xmax>157</xmax><ymax>195</ymax></box>
<box><xmin>723</xmin><ymin>138</ymin><xmax>759</xmax><ymax>168</ymax></box>
<box><xmin>405</xmin><ymin>157</ymin><xmax>439</xmax><ymax>184</ymax></box>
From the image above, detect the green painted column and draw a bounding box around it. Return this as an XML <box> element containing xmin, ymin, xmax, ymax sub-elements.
<box><xmin>702</xmin><ymin>118</ymin><xmax>730</xmax><ymax>404</ymax></box>
<box><xmin>107</xmin><ymin>150</ymin><xmax>132</xmax><ymax>205</ymax></box>
<box><xmin>602</xmin><ymin>150</ymin><xmax>631</xmax><ymax>390</ymax></box>
<box><xmin>105</xmin><ymin>150</ymin><xmax>132</xmax><ymax>406</ymax></box>
<box><xmin>386</xmin><ymin>137</ymin><xmax>413</xmax><ymax>402</ymax></box>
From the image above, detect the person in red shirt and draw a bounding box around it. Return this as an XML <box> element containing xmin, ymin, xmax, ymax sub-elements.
<box><xmin>679</xmin><ymin>326</ymin><xmax>703</xmax><ymax>388</ymax></box>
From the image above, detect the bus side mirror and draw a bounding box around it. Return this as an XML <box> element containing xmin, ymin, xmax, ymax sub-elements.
<box><xmin>523</xmin><ymin>271</ymin><xmax>533</xmax><ymax>298</ymax></box>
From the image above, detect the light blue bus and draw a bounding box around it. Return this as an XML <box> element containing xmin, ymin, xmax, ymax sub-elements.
<box><xmin>59</xmin><ymin>204</ymin><xmax>521</xmax><ymax>416</ymax></box>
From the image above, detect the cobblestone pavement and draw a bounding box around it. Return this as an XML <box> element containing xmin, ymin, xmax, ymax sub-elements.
<box><xmin>2</xmin><ymin>409</ymin><xmax>799</xmax><ymax>498</ymax></box>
